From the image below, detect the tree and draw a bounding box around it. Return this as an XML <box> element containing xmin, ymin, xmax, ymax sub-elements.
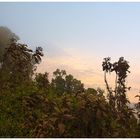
<box><xmin>102</xmin><ymin>57</ymin><xmax>137</xmax><ymax>137</ymax></box>
<box><xmin>65</xmin><ymin>74</ymin><xmax>84</xmax><ymax>96</ymax></box>
<box><xmin>86</xmin><ymin>88</ymin><xmax>97</xmax><ymax>95</ymax></box>
<box><xmin>0</xmin><ymin>31</ymin><xmax>44</xmax><ymax>137</ymax></box>
<box><xmin>35</xmin><ymin>72</ymin><xmax>49</xmax><ymax>90</ymax></box>
<box><xmin>51</xmin><ymin>69</ymin><xmax>84</xmax><ymax>96</ymax></box>
<box><xmin>0</xmin><ymin>26</ymin><xmax>19</xmax><ymax>62</ymax></box>
<box><xmin>51</xmin><ymin>69</ymin><xmax>66</xmax><ymax>95</ymax></box>
<box><xmin>0</xmin><ymin>38</ymin><xmax>43</xmax><ymax>90</ymax></box>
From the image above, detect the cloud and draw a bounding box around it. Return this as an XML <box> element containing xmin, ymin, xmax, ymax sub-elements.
<box><xmin>37</xmin><ymin>50</ymin><xmax>103</xmax><ymax>87</ymax></box>
<box><xmin>43</xmin><ymin>41</ymin><xmax>71</xmax><ymax>58</ymax></box>
<box><xmin>37</xmin><ymin>48</ymin><xmax>140</xmax><ymax>103</ymax></box>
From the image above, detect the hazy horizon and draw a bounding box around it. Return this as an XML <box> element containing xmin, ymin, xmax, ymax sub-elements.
<box><xmin>0</xmin><ymin>2</ymin><xmax>140</xmax><ymax>102</ymax></box>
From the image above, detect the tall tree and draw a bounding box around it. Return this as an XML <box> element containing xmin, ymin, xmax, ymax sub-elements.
<box><xmin>0</xmin><ymin>38</ymin><xmax>43</xmax><ymax>90</ymax></box>
<box><xmin>102</xmin><ymin>57</ymin><xmax>137</xmax><ymax>137</ymax></box>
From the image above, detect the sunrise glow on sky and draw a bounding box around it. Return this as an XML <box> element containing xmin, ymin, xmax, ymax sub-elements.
<box><xmin>0</xmin><ymin>2</ymin><xmax>140</xmax><ymax>102</ymax></box>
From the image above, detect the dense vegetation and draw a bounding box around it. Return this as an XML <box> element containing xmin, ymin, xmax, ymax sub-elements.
<box><xmin>0</xmin><ymin>27</ymin><xmax>140</xmax><ymax>138</ymax></box>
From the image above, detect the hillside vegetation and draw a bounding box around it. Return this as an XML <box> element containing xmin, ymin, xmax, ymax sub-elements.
<box><xmin>0</xmin><ymin>27</ymin><xmax>140</xmax><ymax>138</ymax></box>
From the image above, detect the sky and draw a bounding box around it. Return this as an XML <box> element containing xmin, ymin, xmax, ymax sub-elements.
<box><xmin>0</xmin><ymin>2</ymin><xmax>140</xmax><ymax>102</ymax></box>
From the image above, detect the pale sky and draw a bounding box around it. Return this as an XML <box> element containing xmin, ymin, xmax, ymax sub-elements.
<box><xmin>0</xmin><ymin>2</ymin><xmax>140</xmax><ymax>102</ymax></box>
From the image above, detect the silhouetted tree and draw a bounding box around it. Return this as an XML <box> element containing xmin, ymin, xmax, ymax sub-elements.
<box><xmin>51</xmin><ymin>69</ymin><xmax>84</xmax><ymax>96</ymax></box>
<box><xmin>102</xmin><ymin>57</ymin><xmax>137</xmax><ymax>137</ymax></box>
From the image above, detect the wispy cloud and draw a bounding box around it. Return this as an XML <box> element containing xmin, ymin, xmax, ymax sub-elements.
<box><xmin>37</xmin><ymin>49</ymin><xmax>140</xmax><ymax>103</ymax></box>
<box><xmin>37</xmin><ymin>47</ymin><xmax>104</xmax><ymax>88</ymax></box>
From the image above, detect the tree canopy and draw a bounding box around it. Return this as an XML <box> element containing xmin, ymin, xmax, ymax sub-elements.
<box><xmin>0</xmin><ymin>27</ymin><xmax>139</xmax><ymax>138</ymax></box>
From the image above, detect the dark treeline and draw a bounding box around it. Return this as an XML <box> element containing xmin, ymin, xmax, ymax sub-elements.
<box><xmin>0</xmin><ymin>26</ymin><xmax>140</xmax><ymax>138</ymax></box>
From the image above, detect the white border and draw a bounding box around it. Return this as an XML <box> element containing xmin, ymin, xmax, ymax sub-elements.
<box><xmin>1</xmin><ymin>0</ymin><xmax>140</xmax><ymax>2</ymax></box>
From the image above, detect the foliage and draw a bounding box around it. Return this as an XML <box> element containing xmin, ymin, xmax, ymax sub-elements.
<box><xmin>0</xmin><ymin>38</ymin><xmax>43</xmax><ymax>90</ymax></box>
<box><xmin>135</xmin><ymin>94</ymin><xmax>140</xmax><ymax>137</ymax></box>
<box><xmin>51</xmin><ymin>69</ymin><xmax>84</xmax><ymax>96</ymax></box>
<box><xmin>102</xmin><ymin>57</ymin><xmax>137</xmax><ymax>137</ymax></box>
<box><xmin>0</xmin><ymin>27</ymin><xmax>139</xmax><ymax>138</ymax></box>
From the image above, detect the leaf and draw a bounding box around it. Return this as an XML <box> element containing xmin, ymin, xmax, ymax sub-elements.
<box><xmin>49</xmin><ymin>117</ymin><xmax>57</xmax><ymax>123</ymax></box>
<box><xmin>54</xmin><ymin>106</ymin><xmax>61</xmax><ymax>113</ymax></box>
<box><xmin>44</xmin><ymin>98</ymin><xmax>49</xmax><ymax>103</ymax></box>
<box><xmin>58</xmin><ymin>123</ymin><xmax>65</xmax><ymax>135</ymax></box>
<box><xmin>63</xmin><ymin>114</ymin><xmax>76</xmax><ymax>120</ymax></box>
